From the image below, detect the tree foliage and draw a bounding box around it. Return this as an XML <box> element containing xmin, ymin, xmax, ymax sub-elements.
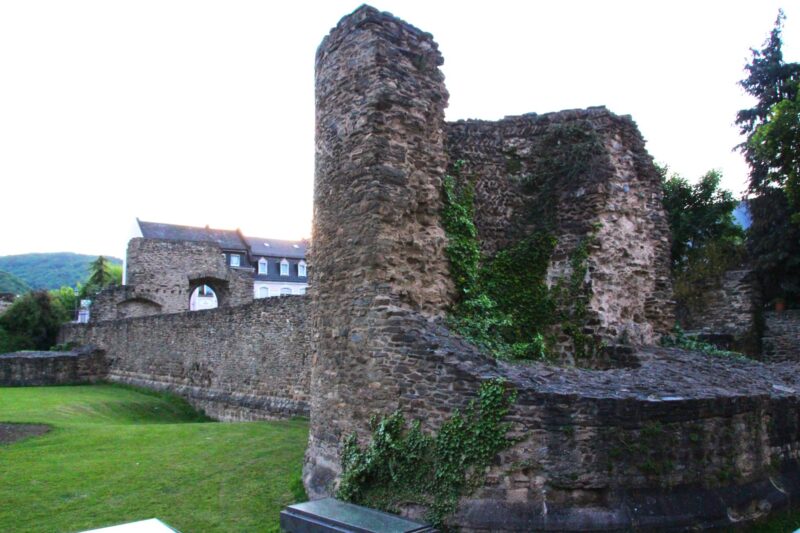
<box><xmin>0</xmin><ymin>291</ymin><xmax>62</xmax><ymax>353</ymax></box>
<box><xmin>660</xmin><ymin>168</ymin><xmax>745</xmax><ymax>324</ymax></box>
<box><xmin>49</xmin><ymin>286</ymin><xmax>79</xmax><ymax>323</ymax></box>
<box><xmin>736</xmin><ymin>10</ymin><xmax>800</xmax><ymax>195</ymax></box>
<box><xmin>661</xmin><ymin>168</ymin><xmax>743</xmax><ymax>271</ymax></box>
<box><xmin>81</xmin><ymin>256</ymin><xmax>122</xmax><ymax>297</ymax></box>
<box><xmin>737</xmin><ymin>10</ymin><xmax>800</xmax><ymax>305</ymax></box>
<box><xmin>749</xmin><ymin>91</ymin><xmax>800</xmax><ymax>216</ymax></box>
<box><xmin>748</xmin><ymin>189</ymin><xmax>800</xmax><ymax>303</ymax></box>
<box><xmin>0</xmin><ymin>258</ymin><xmax>123</xmax><ymax>352</ymax></box>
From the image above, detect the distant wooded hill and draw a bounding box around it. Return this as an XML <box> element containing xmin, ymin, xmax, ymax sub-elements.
<box><xmin>0</xmin><ymin>253</ymin><xmax>122</xmax><ymax>291</ymax></box>
<box><xmin>0</xmin><ymin>271</ymin><xmax>31</xmax><ymax>294</ymax></box>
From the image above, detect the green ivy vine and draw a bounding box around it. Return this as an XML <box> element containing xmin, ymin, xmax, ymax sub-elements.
<box><xmin>336</xmin><ymin>379</ymin><xmax>517</xmax><ymax>528</ymax></box>
<box><xmin>442</xmin><ymin>151</ymin><xmax>601</xmax><ymax>361</ymax></box>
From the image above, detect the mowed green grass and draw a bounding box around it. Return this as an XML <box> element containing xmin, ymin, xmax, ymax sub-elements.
<box><xmin>0</xmin><ymin>384</ymin><xmax>309</xmax><ymax>533</ymax></box>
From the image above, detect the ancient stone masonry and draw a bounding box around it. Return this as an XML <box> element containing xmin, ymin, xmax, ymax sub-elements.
<box><xmin>0</xmin><ymin>347</ymin><xmax>107</xmax><ymax>386</ymax></box>
<box><xmin>763</xmin><ymin>310</ymin><xmax>800</xmax><ymax>362</ymax></box>
<box><xmin>307</xmin><ymin>5</ymin><xmax>454</xmax><ymax>494</ymax></box>
<box><xmin>446</xmin><ymin>109</ymin><xmax>674</xmax><ymax>349</ymax></box>
<box><xmin>305</xmin><ymin>6</ymin><xmax>800</xmax><ymax>530</ymax></box>
<box><xmin>91</xmin><ymin>237</ymin><xmax>253</xmax><ymax>321</ymax></box>
<box><xmin>60</xmin><ymin>296</ymin><xmax>311</xmax><ymax>420</ymax></box>
<box><xmin>679</xmin><ymin>268</ymin><xmax>762</xmax><ymax>355</ymax></box>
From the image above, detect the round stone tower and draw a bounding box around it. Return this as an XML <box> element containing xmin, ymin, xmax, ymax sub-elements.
<box><xmin>304</xmin><ymin>5</ymin><xmax>454</xmax><ymax>496</ymax></box>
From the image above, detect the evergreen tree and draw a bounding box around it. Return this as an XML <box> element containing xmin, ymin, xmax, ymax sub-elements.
<box><xmin>736</xmin><ymin>10</ymin><xmax>800</xmax><ymax>194</ymax></box>
<box><xmin>737</xmin><ymin>11</ymin><xmax>800</xmax><ymax>306</ymax></box>
<box><xmin>82</xmin><ymin>256</ymin><xmax>120</xmax><ymax>297</ymax></box>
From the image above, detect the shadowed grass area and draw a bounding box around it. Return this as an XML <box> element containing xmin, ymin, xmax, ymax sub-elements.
<box><xmin>0</xmin><ymin>384</ymin><xmax>308</xmax><ymax>533</ymax></box>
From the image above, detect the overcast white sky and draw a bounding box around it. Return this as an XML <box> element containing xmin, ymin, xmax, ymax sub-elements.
<box><xmin>1</xmin><ymin>1</ymin><xmax>797</xmax><ymax>258</ymax></box>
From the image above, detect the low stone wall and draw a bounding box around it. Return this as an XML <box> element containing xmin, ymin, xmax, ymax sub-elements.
<box><xmin>0</xmin><ymin>347</ymin><xmax>107</xmax><ymax>386</ymax></box>
<box><xmin>60</xmin><ymin>296</ymin><xmax>311</xmax><ymax>420</ymax></box>
<box><xmin>763</xmin><ymin>310</ymin><xmax>800</xmax><ymax>362</ymax></box>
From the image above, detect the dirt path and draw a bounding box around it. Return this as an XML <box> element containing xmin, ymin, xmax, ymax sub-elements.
<box><xmin>0</xmin><ymin>423</ymin><xmax>50</xmax><ymax>445</ymax></box>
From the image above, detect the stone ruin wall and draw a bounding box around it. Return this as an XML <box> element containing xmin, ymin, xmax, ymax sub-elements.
<box><xmin>0</xmin><ymin>347</ymin><xmax>107</xmax><ymax>387</ymax></box>
<box><xmin>305</xmin><ymin>6</ymin><xmax>800</xmax><ymax>530</ymax></box>
<box><xmin>763</xmin><ymin>310</ymin><xmax>800</xmax><ymax>362</ymax></box>
<box><xmin>446</xmin><ymin>110</ymin><xmax>673</xmax><ymax>350</ymax></box>
<box><xmin>60</xmin><ymin>296</ymin><xmax>311</xmax><ymax>420</ymax></box>
<box><xmin>679</xmin><ymin>268</ymin><xmax>762</xmax><ymax>355</ymax></box>
<box><xmin>90</xmin><ymin>237</ymin><xmax>254</xmax><ymax>321</ymax></box>
<box><xmin>307</xmin><ymin>5</ymin><xmax>454</xmax><ymax>487</ymax></box>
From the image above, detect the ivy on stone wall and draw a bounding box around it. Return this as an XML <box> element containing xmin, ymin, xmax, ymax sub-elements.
<box><xmin>551</xmin><ymin>231</ymin><xmax>603</xmax><ymax>359</ymax></box>
<box><xmin>442</xmin><ymin>144</ymin><xmax>602</xmax><ymax>361</ymax></box>
<box><xmin>521</xmin><ymin>123</ymin><xmax>606</xmax><ymax>192</ymax></box>
<box><xmin>442</xmin><ymin>162</ymin><xmax>480</xmax><ymax>298</ymax></box>
<box><xmin>443</xmin><ymin>161</ymin><xmax>555</xmax><ymax>360</ymax></box>
<box><xmin>336</xmin><ymin>378</ymin><xmax>517</xmax><ymax>528</ymax></box>
<box><xmin>518</xmin><ymin>123</ymin><xmax>607</xmax><ymax>233</ymax></box>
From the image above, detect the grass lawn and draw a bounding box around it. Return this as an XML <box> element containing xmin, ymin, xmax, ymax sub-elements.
<box><xmin>0</xmin><ymin>384</ymin><xmax>308</xmax><ymax>533</ymax></box>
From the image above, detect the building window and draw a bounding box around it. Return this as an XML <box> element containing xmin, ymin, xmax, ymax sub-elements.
<box><xmin>258</xmin><ymin>286</ymin><xmax>269</xmax><ymax>298</ymax></box>
<box><xmin>280</xmin><ymin>259</ymin><xmax>289</xmax><ymax>276</ymax></box>
<box><xmin>280</xmin><ymin>287</ymin><xmax>292</xmax><ymax>296</ymax></box>
<box><xmin>230</xmin><ymin>254</ymin><xmax>240</xmax><ymax>267</ymax></box>
<box><xmin>298</xmin><ymin>260</ymin><xmax>307</xmax><ymax>277</ymax></box>
<box><xmin>258</xmin><ymin>258</ymin><xmax>268</xmax><ymax>274</ymax></box>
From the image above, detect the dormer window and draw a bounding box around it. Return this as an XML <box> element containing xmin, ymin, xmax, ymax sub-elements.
<box><xmin>280</xmin><ymin>259</ymin><xmax>289</xmax><ymax>276</ymax></box>
<box><xmin>258</xmin><ymin>258</ymin><xmax>268</xmax><ymax>274</ymax></box>
<box><xmin>298</xmin><ymin>260</ymin><xmax>307</xmax><ymax>277</ymax></box>
<box><xmin>230</xmin><ymin>254</ymin><xmax>240</xmax><ymax>267</ymax></box>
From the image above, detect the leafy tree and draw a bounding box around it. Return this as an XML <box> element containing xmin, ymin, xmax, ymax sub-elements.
<box><xmin>737</xmin><ymin>10</ymin><xmax>800</xmax><ymax>305</ymax></box>
<box><xmin>107</xmin><ymin>263</ymin><xmax>123</xmax><ymax>286</ymax></box>
<box><xmin>49</xmin><ymin>286</ymin><xmax>79</xmax><ymax>323</ymax></box>
<box><xmin>747</xmin><ymin>189</ymin><xmax>800</xmax><ymax>303</ymax></box>
<box><xmin>661</xmin><ymin>168</ymin><xmax>744</xmax><ymax>271</ymax></box>
<box><xmin>661</xmin><ymin>167</ymin><xmax>745</xmax><ymax>326</ymax></box>
<box><xmin>0</xmin><ymin>291</ymin><xmax>62</xmax><ymax>353</ymax></box>
<box><xmin>749</xmin><ymin>91</ymin><xmax>800</xmax><ymax>217</ymax></box>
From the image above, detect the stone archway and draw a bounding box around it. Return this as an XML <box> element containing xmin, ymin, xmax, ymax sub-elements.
<box><xmin>189</xmin><ymin>285</ymin><xmax>218</xmax><ymax>311</ymax></box>
<box><xmin>187</xmin><ymin>275</ymin><xmax>230</xmax><ymax>311</ymax></box>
